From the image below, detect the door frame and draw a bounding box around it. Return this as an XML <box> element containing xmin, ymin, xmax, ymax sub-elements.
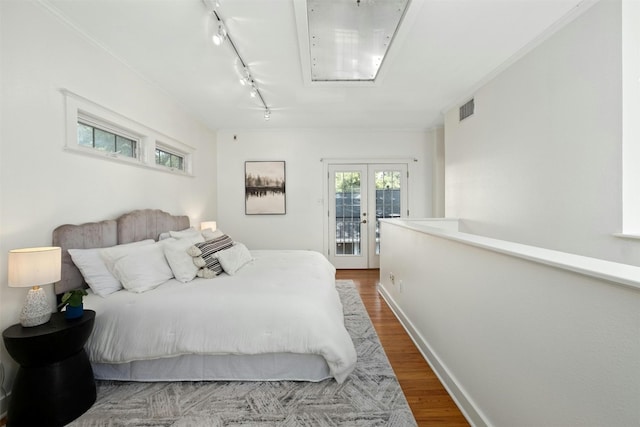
<box><xmin>322</xmin><ymin>158</ymin><xmax>414</xmax><ymax>268</ymax></box>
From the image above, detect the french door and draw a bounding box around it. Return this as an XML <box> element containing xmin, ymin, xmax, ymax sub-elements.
<box><xmin>328</xmin><ymin>163</ymin><xmax>408</xmax><ymax>269</ymax></box>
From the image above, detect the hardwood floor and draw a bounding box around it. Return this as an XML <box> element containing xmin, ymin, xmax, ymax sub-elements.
<box><xmin>336</xmin><ymin>269</ymin><xmax>469</xmax><ymax>427</ymax></box>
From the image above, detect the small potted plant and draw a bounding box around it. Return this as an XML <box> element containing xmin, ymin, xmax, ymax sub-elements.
<box><xmin>58</xmin><ymin>288</ymin><xmax>88</xmax><ymax>319</ymax></box>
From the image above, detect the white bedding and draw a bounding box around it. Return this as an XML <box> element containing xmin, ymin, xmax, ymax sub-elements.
<box><xmin>83</xmin><ymin>250</ymin><xmax>357</xmax><ymax>383</ymax></box>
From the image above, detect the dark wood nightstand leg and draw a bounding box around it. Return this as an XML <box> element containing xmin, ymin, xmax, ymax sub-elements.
<box><xmin>8</xmin><ymin>350</ymin><xmax>96</xmax><ymax>427</ymax></box>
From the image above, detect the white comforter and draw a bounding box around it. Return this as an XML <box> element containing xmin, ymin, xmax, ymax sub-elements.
<box><xmin>83</xmin><ymin>250</ymin><xmax>357</xmax><ymax>383</ymax></box>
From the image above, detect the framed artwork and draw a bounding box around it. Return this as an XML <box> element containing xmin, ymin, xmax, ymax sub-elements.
<box><xmin>245</xmin><ymin>161</ymin><xmax>286</xmax><ymax>215</ymax></box>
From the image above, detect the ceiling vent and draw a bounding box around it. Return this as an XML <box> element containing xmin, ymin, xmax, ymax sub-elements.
<box><xmin>459</xmin><ymin>98</ymin><xmax>475</xmax><ymax>121</ymax></box>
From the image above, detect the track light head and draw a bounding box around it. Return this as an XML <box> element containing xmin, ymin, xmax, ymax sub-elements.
<box><xmin>212</xmin><ymin>22</ymin><xmax>227</xmax><ymax>46</ymax></box>
<box><xmin>239</xmin><ymin>67</ymin><xmax>252</xmax><ymax>86</ymax></box>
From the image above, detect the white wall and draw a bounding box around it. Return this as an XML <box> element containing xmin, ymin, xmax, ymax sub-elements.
<box><xmin>216</xmin><ymin>129</ymin><xmax>434</xmax><ymax>252</ymax></box>
<box><xmin>0</xmin><ymin>0</ymin><xmax>217</xmax><ymax>387</ymax></box>
<box><xmin>621</xmin><ymin>0</ymin><xmax>640</xmax><ymax>234</ymax></box>
<box><xmin>432</xmin><ymin>126</ymin><xmax>445</xmax><ymax>217</ymax></box>
<box><xmin>444</xmin><ymin>0</ymin><xmax>640</xmax><ymax>265</ymax></box>
<box><xmin>379</xmin><ymin>221</ymin><xmax>640</xmax><ymax>427</ymax></box>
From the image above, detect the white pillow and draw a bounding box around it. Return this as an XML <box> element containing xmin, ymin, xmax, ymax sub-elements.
<box><xmin>163</xmin><ymin>235</ymin><xmax>205</xmax><ymax>283</ymax></box>
<box><xmin>161</xmin><ymin>228</ymin><xmax>223</xmax><ymax>241</ymax></box>
<box><xmin>113</xmin><ymin>242</ymin><xmax>174</xmax><ymax>293</ymax></box>
<box><xmin>69</xmin><ymin>239</ymin><xmax>154</xmax><ymax>297</ymax></box>
<box><xmin>216</xmin><ymin>243</ymin><xmax>253</xmax><ymax>275</ymax></box>
<box><xmin>169</xmin><ymin>227</ymin><xmax>200</xmax><ymax>239</ymax></box>
<box><xmin>100</xmin><ymin>239</ymin><xmax>155</xmax><ymax>275</ymax></box>
<box><xmin>201</xmin><ymin>228</ymin><xmax>225</xmax><ymax>241</ymax></box>
<box><xmin>68</xmin><ymin>248</ymin><xmax>121</xmax><ymax>297</ymax></box>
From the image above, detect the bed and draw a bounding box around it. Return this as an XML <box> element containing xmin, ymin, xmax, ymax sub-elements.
<box><xmin>52</xmin><ymin>209</ymin><xmax>357</xmax><ymax>383</ymax></box>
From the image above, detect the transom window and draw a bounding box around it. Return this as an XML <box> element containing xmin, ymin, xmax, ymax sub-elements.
<box><xmin>155</xmin><ymin>148</ymin><xmax>184</xmax><ymax>171</ymax></box>
<box><xmin>77</xmin><ymin>121</ymin><xmax>137</xmax><ymax>158</ymax></box>
<box><xmin>64</xmin><ymin>89</ymin><xmax>195</xmax><ymax>176</ymax></box>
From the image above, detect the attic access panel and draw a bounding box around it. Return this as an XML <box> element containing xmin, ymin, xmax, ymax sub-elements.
<box><xmin>307</xmin><ymin>0</ymin><xmax>410</xmax><ymax>82</ymax></box>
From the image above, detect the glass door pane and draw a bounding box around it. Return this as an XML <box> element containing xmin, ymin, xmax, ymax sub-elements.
<box><xmin>328</xmin><ymin>164</ymin><xmax>368</xmax><ymax>269</ymax></box>
<box><xmin>367</xmin><ymin>164</ymin><xmax>407</xmax><ymax>268</ymax></box>
<box><xmin>374</xmin><ymin>170</ymin><xmax>402</xmax><ymax>255</ymax></box>
<box><xmin>335</xmin><ymin>171</ymin><xmax>362</xmax><ymax>255</ymax></box>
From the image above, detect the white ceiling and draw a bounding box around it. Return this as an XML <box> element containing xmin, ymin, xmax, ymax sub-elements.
<box><xmin>42</xmin><ymin>0</ymin><xmax>590</xmax><ymax>131</ymax></box>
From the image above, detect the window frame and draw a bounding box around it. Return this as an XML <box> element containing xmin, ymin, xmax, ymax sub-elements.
<box><xmin>63</xmin><ymin>90</ymin><xmax>194</xmax><ymax>176</ymax></box>
<box><xmin>77</xmin><ymin>115</ymin><xmax>140</xmax><ymax>160</ymax></box>
<box><xmin>620</xmin><ymin>0</ymin><xmax>640</xmax><ymax>237</ymax></box>
<box><xmin>155</xmin><ymin>144</ymin><xmax>188</xmax><ymax>173</ymax></box>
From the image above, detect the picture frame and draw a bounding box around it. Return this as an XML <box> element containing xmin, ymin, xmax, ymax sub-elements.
<box><xmin>245</xmin><ymin>161</ymin><xmax>286</xmax><ymax>215</ymax></box>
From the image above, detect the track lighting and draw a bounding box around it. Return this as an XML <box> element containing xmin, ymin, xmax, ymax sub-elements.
<box><xmin>239</xmin><ymin>67</ymin><xmax>252</xmax><ymax>86</ymax></box>
<box><xmin>212</xmin><ymin>22</ymin><xmax>227</xmax><ymax>46</ymax></box>
<box><xmin>207</xmin><ymin>5</ymin><xmax>271</xmax><ymax>120</ymax></box>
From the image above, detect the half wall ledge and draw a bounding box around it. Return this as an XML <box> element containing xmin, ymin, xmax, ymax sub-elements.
<box><xmin>382</xmin><ymin>218</ymin><xmax>640</xmax><ymax>292</ymax></box>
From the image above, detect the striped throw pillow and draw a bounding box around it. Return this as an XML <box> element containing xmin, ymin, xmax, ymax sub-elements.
<box><xmin>194</xmin><ymin>235</ymin><xmax>234</xmax><ymax>275</ymax></box>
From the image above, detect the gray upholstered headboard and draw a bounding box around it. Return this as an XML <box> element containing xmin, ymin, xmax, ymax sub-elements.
<box><xmin>52</xmin><ymin>219</ymin><xmax>117</xmax><ymax>295</ymax></box>
<box><xmin>52</xmin><ymin>209</ymin><xmax>190</xmax><ymax>294</ymax></box>
<box><xmin>117</xmin><ymin>209</ymin><xmax>189</xmax><ymax>244</ymax></box>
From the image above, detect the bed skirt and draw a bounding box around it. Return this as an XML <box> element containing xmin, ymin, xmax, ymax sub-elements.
<box><xmin>92</xmin><ymin>352</ymin><xmax>331</xmax><ymax>382</ymax></box>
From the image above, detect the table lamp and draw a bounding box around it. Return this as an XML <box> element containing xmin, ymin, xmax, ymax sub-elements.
<box><xmin>200</xmin><ymin>221</ymin><xmax>217</xmax><ymax>231</ymax></box>
<box><xmin>8</xmin><ymin>246</ymin><xmax>61</xmax><ymax>327</ymax></box>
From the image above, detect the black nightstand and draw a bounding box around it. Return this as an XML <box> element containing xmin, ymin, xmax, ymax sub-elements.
<box><xmin>2</xmin><ymin>310</ymin><xmax>96</xmax><ymax>427</ymax></box>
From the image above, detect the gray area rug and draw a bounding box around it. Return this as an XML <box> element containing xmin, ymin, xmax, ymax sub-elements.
<box><xmin>70</xmin><ymin>280</ymin><xmax>417</xmax><ymax>426</ymax></box>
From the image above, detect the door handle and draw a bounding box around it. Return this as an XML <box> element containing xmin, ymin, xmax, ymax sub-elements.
<box><xmin>361</xmin><ymin>219</ymin><xmax>367</xmax><ymax>224</ymax></box>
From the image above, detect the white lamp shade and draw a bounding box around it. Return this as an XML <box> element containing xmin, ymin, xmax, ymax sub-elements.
<box><xmin>200</xmin><ymin>221</ymin><xmax>217</xmax><ymax>231</ymax></box>
<box><xmin>8</xmin><ymin>246</ymin><xmax>62</xmax><ymax>288</ymax></box>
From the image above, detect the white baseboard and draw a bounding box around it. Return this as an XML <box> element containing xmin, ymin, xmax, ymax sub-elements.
<box><xmin>377</xmin><ymin>285</ymin><xmax>490</xmax><ymax>427</ymax></box>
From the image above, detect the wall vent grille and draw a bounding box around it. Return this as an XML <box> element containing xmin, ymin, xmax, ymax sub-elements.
<box><xmin>459</xmin><ymin>98</ymin><xmax>475</xmax><ymax>121</ymax></box>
